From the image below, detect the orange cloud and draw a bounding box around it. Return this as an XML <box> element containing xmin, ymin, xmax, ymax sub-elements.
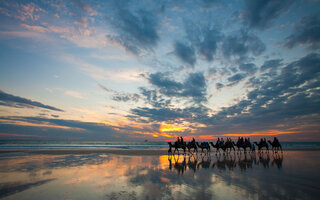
<box><xmin>222</xmin><ymin>130</ymin><xmax>302</xmax><ymax>137</ymax></box>
<box><xmin>159</xmin><ymin>122</ymin><xmax>187</xmax><ymax>132</ymax></box>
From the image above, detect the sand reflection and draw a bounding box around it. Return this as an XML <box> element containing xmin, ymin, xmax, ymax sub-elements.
<box><xmin>0</xmin><ymin>151</ymin><xmax>319</xmax><ymax>200</ymax></box>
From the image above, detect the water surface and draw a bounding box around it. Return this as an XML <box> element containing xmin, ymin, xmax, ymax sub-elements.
<box><xmin>0</xmin><ymin>151</ymin><xmax>319</xmax><ymax>200</ymax></box>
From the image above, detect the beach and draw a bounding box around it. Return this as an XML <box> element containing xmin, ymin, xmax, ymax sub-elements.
<box><xmin>0</xmin><ymin>149</ymin><xmax>319</xmax><ymax>200</ymax></box>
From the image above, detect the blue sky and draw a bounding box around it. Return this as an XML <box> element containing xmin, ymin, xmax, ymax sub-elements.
<box><xmin>0</xmin><ymin>0</ymin><xmax>319</xmax><ymax>141</ymax></box>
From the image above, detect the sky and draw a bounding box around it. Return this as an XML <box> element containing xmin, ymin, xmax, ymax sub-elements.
<box><xmin>0</xmin><ymin>0</ymin><xmax>319</xmax><ymax>142</ymax></box>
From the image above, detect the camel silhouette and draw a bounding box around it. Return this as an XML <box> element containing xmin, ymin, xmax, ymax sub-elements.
<box><xmin>168</xmin><ymin>142</ymin><xmax>186</xmax><ymax>154</ymax></box>
<box><xmin>268</xmin><ymin>140</ymin><xmax>282</xmax><ymax>152</ymax></box>
<box><xmin>196</xmin><ymin>142</ymin><xmax>210</xmax><ymax>153</ymax></box>
<box><xmin>254</xmin><ymin>141</ymin><xmax>269</xmax><ymax>152</ymax></box>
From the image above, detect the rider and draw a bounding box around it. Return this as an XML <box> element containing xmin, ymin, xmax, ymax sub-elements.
<box><xmin>220</xmin><ymin>137</ymin><xmax>224</xmax><ymax>145</ymax></box>
<box><xmin>260</xmin><ymin>138</ymin><xmax>263</xmax><ymax>145</ymax></box>
<box><xmin>176</xmin><ymin>137</ymin><xmax>180</xmax><ymax>145</ymax></box>
<box><xmin>191</xmin><ymin>137</ymin><xmax>195</xmax><ymax>145</ymax></box>
<box><xmin>180</xmin><ymin>136</ymin><xmax>184</xmax><ymax>145</ymax></box>
<box><xmin>273</xmin><ymin>137</ymin><xmax>279</xmax><ymax>145</ymax></box>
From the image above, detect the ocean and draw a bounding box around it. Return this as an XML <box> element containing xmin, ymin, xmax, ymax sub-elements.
<box><xmin>0</xmin><ymin>140</ymin><xmax>320</xmax><ymax>150</ymax></box>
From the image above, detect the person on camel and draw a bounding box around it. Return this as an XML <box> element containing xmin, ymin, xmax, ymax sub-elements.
<box><xmin>220</xmin><ymin>138</ymin><xmax>224</xmax><ymax>146</ymax></box>
<box><xmin>176</xmin><ymin>137</ymin><xmax>180</xmax><ymax>145</ymax></box>
<box><xmin>191</xmin><ymin>137</ymin><xmax>195</xmax><ymax>145</ymax></box>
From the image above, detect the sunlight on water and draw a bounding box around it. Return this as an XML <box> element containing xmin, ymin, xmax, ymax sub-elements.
<box><xmin>0</xmin><ymin>151</ymin><xmax>319</xmax><ymax>200</ymax></box>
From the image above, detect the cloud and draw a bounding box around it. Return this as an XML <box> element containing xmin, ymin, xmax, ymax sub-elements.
<box><xmin>129</xmin><ymin>107</ymin><xmax>188</xmax><ymax>123</ymax></box>
<box><xmin>96</xmin><ymin>83</ymin><xmax>114</xmax><ymax>92</ymax></box>
<box><xmin>239</xmin><ymin>63</ymin><xmax>257</xmax><ymax>74</ymax></box>
<box><xmin>222</xmin><ymin>29</ymin><xmax>266</xmax><ymax>60</ymax></box>
<box><xmin>107</xmin><ymin>2</ymin><xmax>160</xmax><ymax>54</ymax></box>
<box><xmin>131</xmin><ymin>53</ymin><xmax>320</xmax><ymax>137</ymax></box>
<box><xmin>0</xmin><ymin>2</ymin><xmax>45</xmax><ymax>22</ymax></box>
<box><xmin>112</xmin><ymin>93</ymin><xmax>140</xmax><ymax>102</ymax></box>
<box><xmin>173</xmin><ymin>41</ymin><xmax>196</xmax><ymax>66</ymax></box>
<box><xmin>138</xmin><ymin>87</ymin><xmax>171</xmax><ymax>108</ymax></box>
<box><xmin>260</xmin><ymin>59</ymin><xmax>283</xmax><ymax>71</ymax></box>
<box><xmin>284</xmin><ymin>14</ymin><xmax>320</xmax><ymax>50</ymax></box>
<box><xmin>243</xmin><ymin>0</ymin><xmax>294</xmax><ymax>30</ymax></box>
<box><xmin>96</xmin><ymin>83</ymin><xmax>140</xmax><ymax>103</ymax></box>
<box><xmin>206</xmin><ymin>53</ymin><xmax>320</xmax><ymax>134</ymax></box>
<box><xmin>0</xmin><ymin>90</ymin><xmax>63</xmax><ymax>112</ymax></box>
<box><xmin>147</xmin><ymin>72</ymin><xmax>207</xmax><ymax>103</ymax></box>
<box><xmin>0</xmin><ymin>116</ymin><xmax>133</xmax><ymax>140</ymax></box>
<box><xmin>185</xmin><ymin>24</ymin><xmax>223</xmax><ymax>62</ymax></box>
<box><xmin>227</xmin><ymin>73</ymin><xmax>247</xmax><ymax>85</ymax></box>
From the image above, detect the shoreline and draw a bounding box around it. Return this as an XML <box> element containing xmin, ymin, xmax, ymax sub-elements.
<box><xmin>1</xmin><ymin>148</ymin><xmax>320</xmax><ymax>155</ymax></box>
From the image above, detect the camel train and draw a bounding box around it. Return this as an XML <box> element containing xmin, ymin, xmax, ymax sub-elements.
<box><xmin>168</xmin><ymin>136</ymin><xmax>282</xmax><ymax>155</ymax></box>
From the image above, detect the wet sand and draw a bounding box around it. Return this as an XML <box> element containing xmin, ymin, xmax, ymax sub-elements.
<box><xmin>0</xmin><ymin>150</ymin><xmax>319</xmax><ymax>199</ymax></box>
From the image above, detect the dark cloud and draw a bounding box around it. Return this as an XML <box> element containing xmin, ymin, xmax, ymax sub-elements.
<box><xmin>108</xmin><ymin>2</ymin><xmax>159</xmax><ymax>54</ymax></box>
<box><xmin>129</xmin><ymin>104</ymin><xmax>209</xmax><ymax>124</ymax></box>
<box><xmin>130</xmin><ymin>107</ymin><xmax>188</xmax><ymax>122</ymax></box>
<box><xmin>227</xmin><ymin>73</ymin><xmax>246</xmax><ymax>84</ymax></box>
<box><xmin>260</xmin><ymin>59</ymin><xmax>283</xmax><ymax>71</ymax></box>
<box><xmin>243</xmin><ymin>0</ymin><xmax>294</xmax><ymax>30</ymax></box>
<box><xmin>0</xmin><ymin>90</ymin><xmax>63</xmax><ymax>112</ymax></box>
<box><xmin>112</xmin><ymin>93</ymin><xmax>140</xmax><ymax>102</ymax></box>
<box><xmin>239</xmin><ymin>63</ymin><xmax>257</xmax><ymax>74</ymax></box>
<box><xmin>285</xmin><ymin>14</ymin><xmax>320</xmax><ymax>50</ymax></box>
<box><xmin>173</xmin><ymin>41</ymin><xmax>196</xmax><ymax>66</ymax></box>
<box><xmin>0</xmin><ymin>116</ymin><xmax>135</xmax><ymax>140</ymax></box>
<box><xmin>222</xmin><ymin>29</ymin><xmax>266</xmax><ymax>60</ymax></box>
<box><xmin>185</xmin><ymin>24</ymin><xmax>223</xmax><ymax>62</ymax></box>
<box><xmin>131</xmin><ymin>53</ymin><xmax>320</xmax><ymax>135</ymax></box>
<box><xmin>139</xmin><ymin>87</ymin><xmax>171</xmax><ymax>108</ymax></box>
<box><xmin>129</xmin><ymin>72</ymin><xmax>209</xmax><ymax>123</ymax></box>
<box><xmin>97</xmin><ymin>83</ymin><xmax>140</xmax><ymax>103</ymax></box>
<box><xmin>207</xmin><ymin>53</ymin><xmax>320</xmax><ymax>134</ymax></box>
<box><xmin>147</xmin><ymin>72</ymin><xmax>207</xmax><ymax>103</ymax></box>
<box><xmin>215</xmin><ymin>83</ymin><xmax>224</xmax><ymax>90</ymax></box>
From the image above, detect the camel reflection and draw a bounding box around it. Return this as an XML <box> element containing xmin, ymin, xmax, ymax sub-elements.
<box><xmin>168</xmin><ymin>152</ymin><xmax>283</xmax><ymax>174</ymax></box>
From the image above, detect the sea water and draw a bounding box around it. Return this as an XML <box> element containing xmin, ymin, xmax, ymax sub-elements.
<box><xmin>0</xmin><ymin>140</ymin><xmax>320</xmax><ymax>150</ymax></box>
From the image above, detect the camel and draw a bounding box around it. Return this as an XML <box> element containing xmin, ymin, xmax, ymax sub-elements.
<box><xmin>268</xmin><ymin>140</ymin><xmax>282</xmax><ymax>152</ymax></box>
<box><xmin>233</xmin><ymin>141</ymin><xmax>252</xmax><ymax>153</ymax></box>
<box><xmin>223</xmin><ymin>141</ymin><xmax>236</xmax><ymax>153</ymax></box>
<box><xmin>185</xmin><ymin>142</ymin><xmax>198</xmax><ymax>153</ymax></box>
<box><xmin>196</xmin><ymin>142</ymin><xmax>210</xmax><ymax>153</ymax></box>
<box><xmin>210</xmin><ymin>142</ymin><xmax>225</xmax><ymax>153</ymax></box>
<box><xmin>168</xmin><ymin>142</ymin><xmax>186</xmax><ymax>154</ymax></box>
<box><xmin>254</xmin><ymin>141</ymin><xmax>269</xmax><ymax>152</ymax></box>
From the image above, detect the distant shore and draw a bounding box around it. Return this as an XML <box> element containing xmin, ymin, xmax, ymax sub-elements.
<box><xmin>0</xmin><ymin>147</ymin><xmax>320</xmax><ymax>155</ymax></box>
